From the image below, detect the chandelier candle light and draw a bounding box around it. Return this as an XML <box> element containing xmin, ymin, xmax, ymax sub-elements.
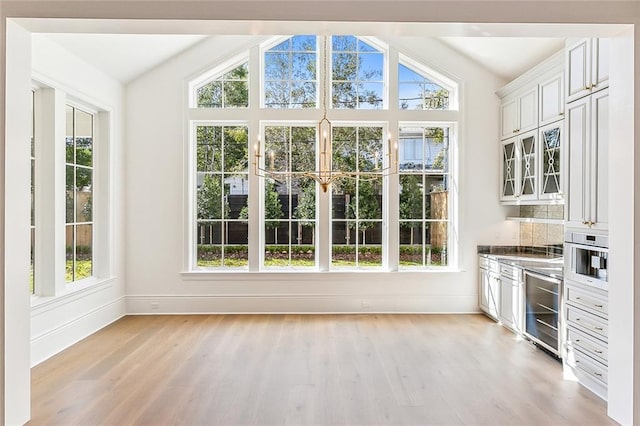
<box><xmin>253</xmin><ymin>36</ymin><xmax>399</xmax><ymax>192</ymax></box>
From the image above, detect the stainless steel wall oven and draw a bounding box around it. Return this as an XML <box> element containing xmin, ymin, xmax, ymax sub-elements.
<box><xmin>565</xmin><ymin>232</ymin><xmax>608</xmax><ymax>291</ymax></box>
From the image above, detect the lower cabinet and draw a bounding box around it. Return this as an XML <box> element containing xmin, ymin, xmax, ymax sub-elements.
<box><xmin>564</xmin><ymin>280</ymin><xmax>609</xmax><ymax>400</ymax></box>
<box><xmin>499</xmin><ymin>264</ymin><xmax>524</xmax><ymax>333</ymax></box>
<box><xmin>479</xmin><ymin>262</ymin><xmax>500</xmax><ymax>321</ymax></box>
<box><xmin>479</xmin><ymin>256</ymin><xmax>523</xmax><ymax>331</ymax></box>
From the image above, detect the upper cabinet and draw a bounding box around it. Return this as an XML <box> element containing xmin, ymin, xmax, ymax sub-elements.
<box><xmin>500</xmin><ymin>87</ymin><xmax>538</xmax><ymax>140</ymax></box>
<box><xmin>539</xmin><ymin>72</ymin><xmax>565</xmax><ymax>126</ymax></box>
<box><xmin>565</xmin><ymin>89</ymin><xmax>609</xmax><ymax>231</ymax></box>
<box><xmin>566</xmin><ymin>38</ymin><xmax>609</xmax><ymax>103</ymax></box>
<box><xmin>497</xmin><ymin>50</ymin><xmax>565</xmax><ymax>204</ymax></box>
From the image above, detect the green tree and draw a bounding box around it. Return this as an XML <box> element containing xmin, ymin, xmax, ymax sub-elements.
<box><xmin>239</xmin><ymin>180</ymin><xmax>283</xmax><ymax>241</ymax></box>
<box><xmin>264</xmin><ymin>180</ymin><xmax>283</xmax><ymax>242</ymax></box>
<box><xmin>399</xmin><ymin>175</ymin><xmax>423</xmax><ymax>245</ymax></box>
<box><xmin>197</xmin><ymin>63</ymin><xmax>248</xmax><ymax>108</ymax></box>
<box><xmin>345</xmin><ymin>180</ymin><xmax>381</xmax><ymax>245</ymax></box>
<box><xmin>332</xmin><ymin>37</ymin><xmax>383</xmax><ymax>109</ymax></box>
<box><xmin>293</xmin><ymin>181</ymin><xmax>316</xmax><ymax>244</ymax></box>
<box><xmin>197</xmin><ymin>175</ymin><xmax>228</xmax><ymax>220</ymax></box>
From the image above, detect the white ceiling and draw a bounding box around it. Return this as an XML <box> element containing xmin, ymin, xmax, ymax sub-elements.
<box><xmin>437</xmin><ymin>37</ymin><xmax>565</xmax><ymax>81</ymax></box>
<box><xmin>43</xmin><ymin>32</ymin><xmax>564</xmax><ymax>85</ymax></box>
<box><xmin>43</xmin><ymin>33</ymin><xmax>208</xmax><ymax>83</ymax></box>
<box><xmin>29</xmin><ymin>20</ymin><xmax>620</xmax><ymax>85</ymax></box>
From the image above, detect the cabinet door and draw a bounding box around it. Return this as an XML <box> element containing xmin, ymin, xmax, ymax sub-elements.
<box><xmin>488</xmin><ymin>274</ymin><xmax>501</xmax><ymax>320</ymax></box>
<box><xmin>538</xmin><ymin>123</ymin><xmax>563</xmax><ymax>200</ymax></box>
<box><xmin>479</xmin><ymin>268</ymin><xmax>500</xmax><ymax>320</ymax></box>
<box><xmin>566</xmin><ymin>38</ymin><xmax>592</xmax><ymax>103</ymax></box>
<box><xmin>501</xmin><ymin>138</ymin><xmax>518</xmax><ymax>202</ymax></box>
<box><xmin>500</xmin><ymin>276</ymin><xmax>522</xmax><ymax>332</ymax></box>
<box><xmin>499</xmin><ymin>277</ymin><xmax>514</xmax><ymax>328</ymax></box>
<box><xmin>565</xmin><ymin>96</ymin><xmax>590</xmax><ymax>229</ymax></box>
<box><xmin>518</xmin><ymin>86</ymin><xmax>539</xmax><ymax>133</ymax></box>
<box><xmin>500</xmin><ymin>98</ymin><xmax>518</xmax><ymax>140</ymax></box>
<box><xmin>479</xmin><ymin>267</ymin><xmax>490</xmax><ymax>313</ymax></box>
<box><xmin>539</xmin><ymin>73</ymin><xmax>564</xmax><ymax>126</ymax></box>
<box><xmin>518</xmin><ymin>131</ymin><xmax>538</xmax><ymax>201</ymax></box>
<box><xmin>590</xmin><ymin>89</ymin><xmax>609</xmax><ymax>231</ymax></box>
<box><xmin>591</xmin><ymin>38</ymin><xmax>609</xmax><ymax>92</ymax></box>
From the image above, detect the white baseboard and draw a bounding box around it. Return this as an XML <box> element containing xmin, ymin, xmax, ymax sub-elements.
<box><xmin>31</xmin><ymin>296</ymin><xmax>126</xmax><ymax>366</ymax></box>
<box><xmin>126</xmin><ymin>294</ymin><xmax>480</xmax><ymax>314</ymax></box>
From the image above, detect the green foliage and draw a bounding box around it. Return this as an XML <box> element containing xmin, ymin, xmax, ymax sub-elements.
<box><xmin>198</xmin><ymin>175</ymin><xmax>228</xmax><ymax>220</ymax></box>
<box><xmin>263</xmin><ymin>180</ymin><xmax>283</xmax><ymax>229</ymax></box>
<box><xmin>293</xmin><ymin>181</ymin><xmax>316</xmax><ymax>226</ymax></box>
<box><xmin>197</xmin><ymin>63</ymin><xmax>249</xmax><ymax>108</ymax></box>
<box><xmin>345</xmin><ymin>180</ymin><xmax>381</xmax><ymax>231</ymax></box>
<box><xmin>399</xmin><ymin>175</ymin><xmax>423</xmax><ymax>223</ymax></box>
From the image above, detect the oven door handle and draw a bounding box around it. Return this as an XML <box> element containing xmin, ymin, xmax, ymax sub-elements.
<box><xmin>565</xmin><ymin>242</ymin><xmax>609</xmax><ymax>252</ymax></box>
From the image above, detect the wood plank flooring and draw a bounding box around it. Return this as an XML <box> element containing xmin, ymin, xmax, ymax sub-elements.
<box><xmin>29</xmin><ymin>314</ymin><xmax>615</xmax><ymax>425</ymax></box>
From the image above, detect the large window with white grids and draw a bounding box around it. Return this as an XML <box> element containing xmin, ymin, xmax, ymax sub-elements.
<box><xmin>187</xmin><ymin>35</ymin><xmax>459</xmax><ymax>272</ymax></box>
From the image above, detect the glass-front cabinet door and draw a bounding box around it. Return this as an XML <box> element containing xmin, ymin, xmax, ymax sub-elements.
<box><xmin>539</xmin><ymin>123</ymin><xmax>563</xmax><ymax>200</ymax></box>
<box><xmin>518</xmin><ymin>130</ymin><xmax>538</xmax><ymax>201</ymax></box>
<box><xmin>501</xmin><ymin>138</ymin><xmax>517</xmax><ymax>201</ymax></box>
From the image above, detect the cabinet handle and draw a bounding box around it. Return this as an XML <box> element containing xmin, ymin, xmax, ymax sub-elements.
<box><xmin>559</xmin><ymin>112</ymin><xmax>564</xmax><ymax>116</ymax></box>
<box><xmin>594</xmin><ymin>304</ymin><xmax>603</xmax><ymax>308</ymax></box>
<box><xmin>595</xmin><ymin>326</ymin><xmax>604</xmax><ymax>331</ymax></box>
<box><xmin>592</xmin><ymin>83</ymin><xmax>598</xmax><ymax>88</ymax></box>
<box><xmin>594</xmin><ymin>372</ymin><xmax>603</xmax><ymax>377</ymax></box>
<box><xmin>575</xmin><ymin>339</ymin><xmax>581</xmax><ymax>343</ymax></box>
<box><xmin>582</xmin><ymin>221</ymin><xmax>589</xmax><ymax>225</ymax></box>
<box><xmin>594</xmin><ymin>350</ymin><xmax>603</xmax><ymax>354</ymax></box>
<box><xmin>576</xmin><ymin>296</ymin><xmax>581</xmax><ymax>300</ymax></box>
<box><xmin>585</xmin><ymin>84</ymin><xmax>592</xmax><ymax>90</ymax></box>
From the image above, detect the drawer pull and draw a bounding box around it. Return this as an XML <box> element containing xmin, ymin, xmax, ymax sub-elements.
<box><xmin>594</xmin><ymin>350</ymin><xmax>603</xmax><ymax>354</ymax></box>
<box><xmin>594</xmin><ymin>304</ymin><xmax>603</xmax><ymax>308</ymax></box>
<box><xmin>594</xmin><ymin>372</ymin><xmax>603</xmax><ymax>377</ymax></box>
<box><xmin>576</xmin><ymin>296</ymin><xmax>581</xmax><ymax>300</ymax></box>
<box><xmin>595</xmin><ymin>327</ymin><xmax>604</xmax><ymax>331</ymax></box>
<box><xmin>575</xmin><ymin>339</ymin><xmax>581</xmax><ymax>343</ymax></box>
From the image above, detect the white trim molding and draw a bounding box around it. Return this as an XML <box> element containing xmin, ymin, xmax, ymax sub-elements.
<box><xmin>126</xmin><ymin>293</ymin><xmax>478</xmax><ymax>314</ymax></box>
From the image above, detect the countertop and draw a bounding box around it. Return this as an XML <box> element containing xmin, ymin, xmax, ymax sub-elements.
<box><xmin>478</xmin><ymin>246</ymin><xmax>564</xmax><ymax>279</ymax></box>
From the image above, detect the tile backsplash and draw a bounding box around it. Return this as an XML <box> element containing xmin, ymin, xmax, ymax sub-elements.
<box><xmin>518</xmin><ymin>205</ymin><xmax>564</xmax><ymax>246</ymax></box>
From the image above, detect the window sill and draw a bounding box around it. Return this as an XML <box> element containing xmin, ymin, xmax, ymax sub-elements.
<box><xmin>181</xmin><ymin>268</ymin><xmax>461</xmax><ymax>281</ymax></box>
<box><xmin>31</xmin><ymin>276</ymin><xmax>116</xmax><ymax>311</ymax></box>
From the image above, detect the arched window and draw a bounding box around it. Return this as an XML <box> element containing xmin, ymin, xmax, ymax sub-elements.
<box><xmin>188</xmin><ymin>35</ymin><xmax>459</xmax><ymax>272</ymax></box>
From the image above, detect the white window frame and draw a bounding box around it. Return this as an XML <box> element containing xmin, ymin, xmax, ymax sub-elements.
<box><xmin>31</xmin><ymin>78</ymin><xmax>114</xmax><ymax>305</ymax></box>
<box><xmin>184</xmin><ymin>35</ymin><xmax>460</xmax><ymax>277</ymax></box>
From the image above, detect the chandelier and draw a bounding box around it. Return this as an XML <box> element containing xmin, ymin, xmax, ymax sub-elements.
<box><xmin>253</xmin><ymin>36</ymin><xmax>398</xmax><ymax>192</ymax></box>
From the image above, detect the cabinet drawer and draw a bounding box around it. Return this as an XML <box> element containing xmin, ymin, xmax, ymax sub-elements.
<box><xmin>567</xmin><ymin>326</ymin><xmax>608</xmax><ymax>365</ymax></box>
<box><xmin>573</xmin><ymin>350</ymin><xmax>608</xmax><ymax>385</ymax></box>
<box><xmin>567</xmin><ymin>306</ymin><xmax>608</xmax><ymax>341</ymax></box>
<box><xmin>499</xmin><ymin>263</ymin><xmax>522</xmax><ymax>280</ymax></box>
<box><xmin>566</xmin><ymin>285</ymin><xmax>608</xmax><ymax>317</ymax></box>
<box><xmin>479</xmin><ymin>256</ymin><xmax>500</xmax><ymax>273</ymax></box>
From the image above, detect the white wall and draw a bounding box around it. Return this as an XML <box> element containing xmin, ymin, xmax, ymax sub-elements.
<box><xmin>124</xmin><ymin>33</ymin><xmax>515</xmax><ymax>315</ymax></box>
<box><xmin>29</xmin><ymin>34</ymin><xmax>126</xmax><ymax>366</ymax></box>
<box><xmin>4</xmin><ymin>20</ymin><xmax>33</xmax><ymax>426</ymax></box>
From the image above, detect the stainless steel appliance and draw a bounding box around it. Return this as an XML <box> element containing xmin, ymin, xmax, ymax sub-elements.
<box><xmin>565</xmin><ymin>232</ymin><xmax>608</xmax><ymax>290</ymax></box>
<box><xmin>524</xmin><ymin>270</ymin><xmax>562</xmax><ymax>356</ymax></box>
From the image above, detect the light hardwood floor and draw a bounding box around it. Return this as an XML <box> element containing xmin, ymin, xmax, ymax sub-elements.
<box><xmin>29</xmin><ymin>314</ymin><xmax>614</xmax><ymax>425</ymax></box>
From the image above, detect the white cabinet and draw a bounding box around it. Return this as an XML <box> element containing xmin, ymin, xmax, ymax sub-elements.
<box><xmin>500</xmin><ymin>130</ymin><xmax>538</xmax><ymax>202</ymax></box>
<box><xmin>564</xmin><ymin>280</ymin><xmax>608</xmax><ymax>400</ymax></box>
<box><xmin>538</xmin><ymin>122</ymin><xmax>564</xmax><ymax>201</ymax></box>
<box><xmin>566</xmin><ymin>38</ymin><xmax>609</xmax><ymax>103</ymax></box>
<box><xmin>500</xmin><ymin>86</ymin><xmax>538</xmax><ymax>140</ymax></box>
<box><xmin>497</xmin><ymin>51</ymin><xmax>564</xmax><ymax>204</ymax></box>
<box><xmin>565</xmin><ymin>89</ymin><xmax>609</xmax><ymax>231</ymax></box>
<box><xmin>498</xmin><ymin>264</ymin><xmax>523</xmax><ymax>332</ymax></box>
<box><xmin>479</xmin><ymin>256</ymin><xmax>500</xmax><ymax>321</ymax></box>
<box><xmin>539</xmin><ymin>72</ymin><xmax>565</xmax><ymax>126</ymax></box>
